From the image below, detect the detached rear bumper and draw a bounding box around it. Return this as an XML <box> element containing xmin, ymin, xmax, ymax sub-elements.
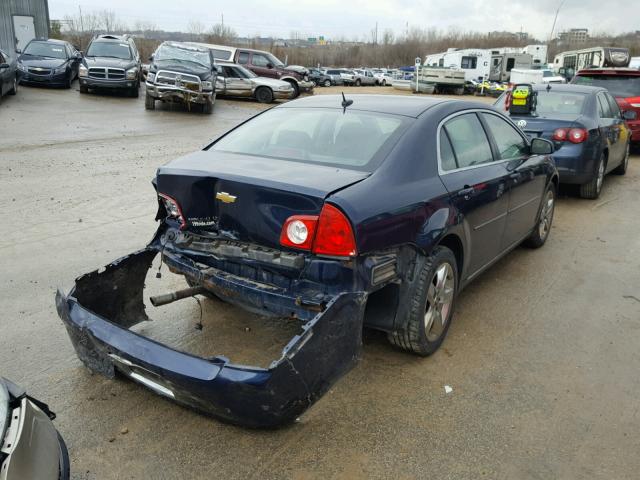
<box><xmin>55</xmin><ymin>248</ymin><xmax>366</xmax><ymax>428</ymax></box>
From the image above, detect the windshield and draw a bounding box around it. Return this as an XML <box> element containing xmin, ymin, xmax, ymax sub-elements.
<box><xmin>86</xmin><ymin>41</ymin><xmax>131</xmax><ymax>59</ymax></box>
<box><xmin>211</xmin><ymin>108</ymin><xmax>409</xmax><ymax>171</ymax></box>
<box><xmin>23</xmin><ymin>42</ymin><xmax>67</xmax><ymax>59</ymax></box>
<box><xmin>264</xmin><ymin>52</ymin><xmax>284</xmax><ymax>67</ymax></box>
<box><xmin>573</xmin><ymin>75</ymin><xmax>640</xmax><ymax>98</ymax></box>
<box><xmin>155</xmin><ymin>44</ymin><xmax>211</xmax><ymax>68</ymax></box>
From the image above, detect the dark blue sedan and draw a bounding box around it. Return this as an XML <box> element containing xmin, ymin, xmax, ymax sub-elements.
<box><xmin>495</xmin><ymin>84</ymin><xmax>633</xmax><ymax>199</ymax></box>
<box><xmin>17</xmin><ymin>39</ymin><xmax>81</xmax><ymax>89</ymax></box>
<box><xmin>56</xmin><ymin>95</ymin><xmax>558</xmax><ymax>427</ymax></box>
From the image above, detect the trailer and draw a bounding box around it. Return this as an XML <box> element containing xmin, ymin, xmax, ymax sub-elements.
<box><xmin>425</xmin><ymin>48</ymin><xmax>491</xmax><ymax>82</ymax></box>
<box><xmin>416</xmin><ymin>66</ymin><xmax>466</xmax><ymax>94</ymax></box>
<box><xmin>489</xmin><ymin>53</ymin><xmax>533</xmax><ymax>82</ymax></box>
<box><xmin>553</xmin><ymin>46</ymin><xmax>630</xmax><ymax>80</ymax></box>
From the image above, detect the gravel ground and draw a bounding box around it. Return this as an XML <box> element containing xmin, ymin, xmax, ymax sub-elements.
<box><xmin>1</xmin><ymin>82</ymin><xmax>639</xmax><ymax>479</ymax></box>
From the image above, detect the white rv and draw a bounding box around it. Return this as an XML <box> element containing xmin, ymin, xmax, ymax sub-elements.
<box><xmin>424</xmin><ymin>49</ymin><xmax>491</xmax><ymax>82</ymax></box>
<box><xmin>489</xmin><ymin>53</ymin><xmax>533</xmax><ymax>82</ymax></box>
<box><xmin>553</xmin><ymin>47</ymin><xmax>630</xmax><ymax>79</ymax></box>
<box><xmin>522</xmin><ymin>45</ymin><xmax>548</xmax><ymax>65</ymax></box>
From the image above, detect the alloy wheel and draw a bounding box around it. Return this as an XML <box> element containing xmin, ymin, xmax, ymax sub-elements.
<box><xmin>424</xmin><ymin>262</ymin><xmax>455</xmax><ymax>342</ymax></box>
<box><xmin>538</xmin><ymin>189</ymin><xmax>555</xmax><ymax>240</ymax></box>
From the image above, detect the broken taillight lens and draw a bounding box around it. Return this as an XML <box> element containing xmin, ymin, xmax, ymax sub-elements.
<box><xmin>280</xmin><ymin>215</ymin><xmax>318</xmax><ymax>250</ymax></box>
<box><xmin>279</xmin><ymin>204</ymin><xmax>357</xmax><ymax>258</ymax></box>
<box><xmin>158</xmin><ymin>193</ymin><xmax>186</xmax><ymax>229</ymax></box>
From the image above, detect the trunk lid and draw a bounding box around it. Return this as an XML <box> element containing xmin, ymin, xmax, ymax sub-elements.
<box><xmin>156</xmin><ymin>151</ymin><xmax>369</xmax><ymax>248</ymax></box>
<box><xmin>510</xmin><ymin>114</ymin><xmax>584</xmax><ymax>140</ymax></box>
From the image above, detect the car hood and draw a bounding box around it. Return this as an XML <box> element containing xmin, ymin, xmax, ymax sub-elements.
<box><xmin>251</xmin><ymin>76</ymin><xmax>292</xmax><ymax>88</ymax></box>
<box><xmin>285</xmin><ymin>65</ymin><xmax>308</xmax><ymax>75</ymax></box>
<box><xmin>152</xmin><ymin>61</ymin><xmax>212</xmax><ymax>80</ymax></box>
<box><xmin>83</xmin><ymin>57</ymin><xmax>134</xmax><ymax>69</ymax></box>
<box><xmin>18</xmin><ymin>56</ymin><xmax>67</xmax><ymax>68</ymax></box>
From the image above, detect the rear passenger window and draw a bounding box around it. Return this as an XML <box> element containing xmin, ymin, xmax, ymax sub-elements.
<box><xmin>606</xmin><ymin>94</ymin><xmax>622</xmax><ymax>119</ymax></box>
<box><xmin>442</xmin><ymin>113</ymin><xmax>494</xmax><ymax>169</ymax></box>
<box><xmin>237</xmin><ymin>52</ymin><xmax>249</xmax><ymax>64</ymax></box>
<box><xmin>481</xmin><ymin>113</ymin><xmax>529</xmax><ymax>159</ymax></box>
<box><xmin>439</xmin><ymin>130</ymin><xmax>457</xmax><ymax>171</ymax></box>
<box><xmin>597</xmin><ymin>94</ymin><xmax>613</xmax><ymax>119</ymax></box>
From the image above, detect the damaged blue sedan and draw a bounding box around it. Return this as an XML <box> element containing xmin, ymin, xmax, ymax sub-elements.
<box><xmin>56</xmin><ymin>95</ymin><xmax>558</xmax><ymax>428</ymax></box>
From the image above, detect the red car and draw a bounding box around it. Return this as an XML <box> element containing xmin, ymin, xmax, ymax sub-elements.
<box><xmin>572</xmin><ymin>68</ymin><xmax>640</xmax><ymax>143</ymax></box>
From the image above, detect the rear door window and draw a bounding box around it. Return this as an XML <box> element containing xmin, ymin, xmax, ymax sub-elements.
<box><xmin>442</xmin><ymin>113</ymin><xmax>494</xmax><ymax>169</ymax></box>
<box><xmin>597</xmin><ymin>93</ymin><xmax>613</xmax><ymax>119</ymax></box>
<box><xmin>237</xmin><ymin>52</ymin><xmax>249</xmax><ymax>64</ymax></box>
<box><xmin>481</xmin><ymin>113</ymin><xmax>529</xmax><ymax>159</ymax></box>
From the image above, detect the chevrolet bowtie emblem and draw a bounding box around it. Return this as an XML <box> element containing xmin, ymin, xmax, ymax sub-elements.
<box><xmin>215</xmin><ymin>192</ymin><xmax>237</xmax><ymax>204</ymax></box>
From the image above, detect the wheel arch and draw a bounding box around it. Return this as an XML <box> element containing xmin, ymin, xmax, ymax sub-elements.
<box><xmin>437</xmin><ymin>233</ymin><xmax>464</xmax><ymax>279</ymax></box>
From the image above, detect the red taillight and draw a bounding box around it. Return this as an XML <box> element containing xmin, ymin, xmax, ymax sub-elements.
<box><xmin>158</xmin><ymin>193</ymin><xmax>186</xmax><ymax>230</ymax></box>
<box><xmin>279</xmin><ymin>215</ymin><xmax>318</xmax><ymax>250</ymax></box>
<box><xmin>279</xmin><ymin>204</ymin><xmax>357</xmax><ymax>258</ymax></box>
<box><xmin>312</xmin><ymin>204</ymin><xmax>357</xmax><ymax>257</ymax></box>
<box><xmin>552</xmin><ymin>127</ymin><xmax>588</xmax><ymax>144</ymax></box>
<box><xmin>552</xmin><ymin>128</ymin><xmax>568</xmax><ymax>141</ymax></box>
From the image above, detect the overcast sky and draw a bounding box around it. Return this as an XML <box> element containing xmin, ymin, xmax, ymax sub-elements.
<box><xmin>49</xmin><ymin>0</ymin><xmax>639</xmax><ymax>40</ymax></box>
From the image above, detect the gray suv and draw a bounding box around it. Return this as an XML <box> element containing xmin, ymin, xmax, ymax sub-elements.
<box><xmin>79</xmin><ymin>34</ymin><xmax>141</xmax><ymax>97</ymax></box>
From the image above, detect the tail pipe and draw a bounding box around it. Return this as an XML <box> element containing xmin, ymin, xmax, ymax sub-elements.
<box><xmin>149</xmin><ymin>286</ymin><xmax>205</xmax><ymax>307</ymax></box>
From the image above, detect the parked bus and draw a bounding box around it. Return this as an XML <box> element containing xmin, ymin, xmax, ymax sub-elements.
<box><xmin>553</xmin><ymin>47</ymin><xmax>630</xmax><ymax>80</ymax></box>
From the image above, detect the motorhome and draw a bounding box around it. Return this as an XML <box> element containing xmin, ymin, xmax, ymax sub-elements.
<box><xmin>522</xmin><ymin>44</ymin><xmax>548</xmax><ymax>65</ymax></box>
<box><xmin>553</xmin><ymin>47</ymin><xmax>630</xmax><ymax>80</ymax></box>
<box><xmin>424</xmin><ymin>48</ymin><xmax>491</xmax><ymax>81</ymax></box>
<box><xmin>489</xmin><ymin>53</ymin><xmax>533</xmax><ymax>82</ymax></box>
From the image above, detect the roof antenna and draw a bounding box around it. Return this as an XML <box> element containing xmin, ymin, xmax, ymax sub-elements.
<box><xmin>341</xmin><ymin>92</ymin><xmax>353</xmax><ymax>113</ymax></box>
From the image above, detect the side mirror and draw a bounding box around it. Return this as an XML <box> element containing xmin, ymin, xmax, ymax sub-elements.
<box><xmin>15</xmin><ymin>48</ymin><xmax>21</xmax><ymax>54</ymax></box>
<box><xmin>531</xmin><ymin>138</ymin><xmax>554</xmax><ymax>155</ymax></box>
<box><xmin>266</xmin><ymin>62</ymin><xmax>274</xmax><ymax>69</ymax></box>
<box><xmin>149</xmin><ymin>54</ymin><xmax>154</xmax><ymax>62</ymax></box>
<box><xmin>75</xmin><ymin>52</ymin><xmax>82</xmax><ymax>59</ymax></box>
<box><xmin>623</xmin><ymin>110</ymin><xmax>637</xmax><ymax>121</ymax></box>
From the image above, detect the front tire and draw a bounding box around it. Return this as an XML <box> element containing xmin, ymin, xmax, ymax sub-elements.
<box><xmin>355</xmin><ymin>79</ymin><xmax>361</xmax><ymax>86</ymax></box>
<box><xmin>387</xmin><ymin>246</ymin><xmax>457</xmax><ymax>356</ymax></box>
<box><xmin>323</xmin><ymin>79</ymin><xmax>331</xmax><ymax>87</ymax></box>
<box><xmin>79</xmin><ymin>84</ymin><xmax>88</xmax><ymax>94</ymax></box>
<box><xmin>523</xmin><ymin>184</ymin><xmax>555</xmax><ymax>248</ymax></box>
<box><xmin>145</xmin><ymin>93</ymin><xmax>155</xmax><ymax>110</ymax></box>
<box><xmin>130</xmin><ymin>85</ymin><xmax>139</xmax><ymax>98</ymax></box>
<box><xmin>255</xmin><ymin>86</ymin><xmax>274</xmax><ymax>104</ymax></box>
<box><xmin>285</xmin><ymin>80</ymin><xmax>299</xmax><ymax>98</ymax></box>
<box><xmin>202</xmin><ymin>98</ymin><xmax>213</xmax><ymax>114</ymax></box>
<box><xmin>612</xmin><ymin>142</ymin><xmax>630</xmax><ymax>175</ymax></box>
<box><xmin>580</xmin><ymin>153</ymin><xmax>605</xmax><ymax>199</ymax></box>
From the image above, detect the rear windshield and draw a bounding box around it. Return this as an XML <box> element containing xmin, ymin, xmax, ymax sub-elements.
<box><xmin>573</xmin><ymin>75</ymin><xmax>640</xmax><ymax>98</ymax></box>
<box><xmin>495</xmin><ymin>91</ymin><xmax>587</xmax><ymax>116</ymax></box>
<box><xmin>211</xmin><ymin>108</ymin><xmax>410</xmax><ymax>171</ymax></box>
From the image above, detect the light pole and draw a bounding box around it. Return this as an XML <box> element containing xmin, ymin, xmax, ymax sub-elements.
<box><xmin>547</xmin><ymin>0</ymin><xmax>566</xmax><ymax>63</ymax></box>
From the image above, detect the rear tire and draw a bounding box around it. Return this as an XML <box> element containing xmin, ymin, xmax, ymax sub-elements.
<box><xmin>355</xmin><ymin>79</ymin><xmax>361</xmax><ymax>86</ymax></box>
<box><xmin>387</xmin><ymin>246</ymin><xmax>458</xmax><ymax>356</ymax></box>
<box><xmin>255</xmin><ymin>86</ymin><xmax>274</xmax><ymax>104</ymax></box>
<box><xmin>580</xmin><ymin>153</ymin><xmax>605</xmax><ymax>199</ymax></box>
<box><xmin>145</xmin><ymin>93</ymin><xmax>155</xmax><ymax>110</ymax></box>
<box><xmin>523</xmin><ymin>184</ymin><xmax>555</xmax><ymax>248</ymax></box>
<box><xmin>8</xmin><ymin>76</ymin><xmax>17</xmax><ymax>95</ymax></box>
<box><xmin>612</xmin><ymin>142</ymin><xmax>630</xmax><ymax>175</ymax></box>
